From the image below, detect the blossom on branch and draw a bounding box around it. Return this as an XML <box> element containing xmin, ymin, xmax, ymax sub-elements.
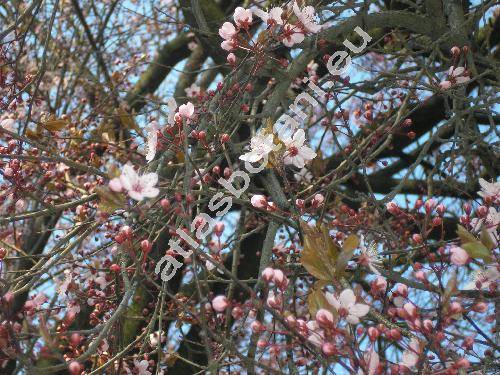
<box><xmin>325</xmin><ymin>289</ymin><xmax>369</xmax><ymax>324</ymax></box>
<box><xmin>109</xmin><ymin>164</ymin><xmax>159</xmax><ymax>201</ymax></box>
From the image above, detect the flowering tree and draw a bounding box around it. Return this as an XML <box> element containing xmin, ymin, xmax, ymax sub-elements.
<box><xmin>0</xmin><ymin>0</ymin><xmax>499</xmax><ymax>374</ymax></box>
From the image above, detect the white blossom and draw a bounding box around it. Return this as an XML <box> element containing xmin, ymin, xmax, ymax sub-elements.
<box><xmin>239</xmin><ymin>132</ymin><xmax>275</xmax><ymax>163</ymax></box>
<box><xmin>283</xmin><ymin>129</ymin><xmax>316</xmax><ymax>168</ymax></box>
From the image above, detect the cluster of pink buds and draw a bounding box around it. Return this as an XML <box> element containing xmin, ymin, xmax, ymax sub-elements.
<box><xmin>261</xmin><ymin>267</ymin><xmax>289</xmax><ymax>290</ymax></box>
<box><xmin>114</xmin><ymin>225</ymin><xmax>133</xmax><ymax>244</ymax></box>
<box><xmin>296</xmin><ymin>193</ymin><xmax>324</xmax><ymax>211</ymax></box>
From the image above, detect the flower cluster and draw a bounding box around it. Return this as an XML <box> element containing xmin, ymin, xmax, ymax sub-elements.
<box><xmin>219</xmin><ymin>2</ymin><xmax>322</xmax><ymax>63</ymax></box>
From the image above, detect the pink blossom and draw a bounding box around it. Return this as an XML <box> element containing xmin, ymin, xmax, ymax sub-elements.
<box><xmin>212</xmin><ymin>295</ymin><xmax>229</xmax><ymax>312</ymax></box>
<box><xmin>109</xmin><ymin>177</ymin><xmax>123</xmax><ymax>192</ymax></box>
<box><xmin>0</xmin><ymin>118</ymin><xmax>15</xmax><ymax>131</ymax></box>
<box><xmin>322</xmin><ymin>342</ymin><xmax>336</xmax><ymax>356</ymax></box>
<box><xmin>240</xmin><ymin>132</ymin><xmax>275</xmax><ymax>163</ymax></box>
<box><xmin>261</xmin><ymin>267</ymin><xmax>275</xmax><ymax>282</ymax></box>
<box><xmin>178</xmin><ymin>102</ymin><xmax>194</xmax><ymax>119</ymax></box>
<box><xmin>478</xmin><ymin>178</ymin><xmax>500</xmax><ymax>204</ymax></box>
<box><xmin>185</xmin><ymin>83</ymin><xmax>201</xmax><ymax>98</ymax></box>
<box><xmin>221</xmin><ymin>39</ymin><xmax>237</xmax><ymax>51</ymax></box>
<box><xmin>306</xmin><ymin>320</ymin><xmax>325</xmax><ymax>347</ymax></box>
<box><xmin>372</xmin><ymin>276</ymin><xmax>387</xmax><ymax>293</ymax></box>
<box><xmin>282</xmin><ymin>24</ymin><xmax>305</xmax><ymax>47</ymax></box>
<box><xmin>133</xmin><ymin>359</ymin><xmax>151</xmax><ymax>375</ymax></box>
<box><xmin>292</xmin><ymin>2</ymin><xmax>321</xmax><ymax>33</ymax></box>
<box><xmin>325</xmin><ymin>289</ymin><xmax>369</xmax><ymax>324</ymax></box>
<box><xmin>118</xmin><ymin>164</ymin><xmax>159</xmax><ymax>201</ymax></box>
<box><xmin>400</xmin><ymin>338</ymin><xmax>421</xmax><ymax>368</ymax></box>
<box><xmin>233</xmin><ymin>7</ymin><xmax>252</xmax><ymax>28</ymax></box>
<box><xmin>214</xmin><ymin>222</ymin><xmax>225</xmax><ymax>237</ymax></box>
<box><xmin>266</xmin><ymin>291</ymin><xmax>282</xmax><ymax>309</ymax></box>
<box><xmin>253</xmin><ymin>7</ymin><xmax>283</xmax><ymax>26</ymax></box>
<box><xmin>149</xmin><ymin>330</ymin><xmax>165</xmax><ymax>346</ymax></box>
<box><xmin>312</xmin><ymin>193</ymin><xmax>324</xmax><ymax>207</ymax></box>
<box><xmin>449</xmin><ymin>246</ymin><xmax>470</xmax><ymax>266</ymax></box>
<box><xmin>145</xmin><ymin>121</ymin><xmax>159</xmax><ymax>162</ymax></box>
<box><xmin>219</xmin><ymin>22</ymin><xmax>237</xmax><ymax>40</ymax></box>
<box><xmin>358</xmin><ymin>347</ymin><xmax>379</xmax><ymax>375</ymax></box>
<box><xmin>439</xmin><ymin>66</ymin><xmax>470</xmax><ymax>89</ymax></box>
<box><xmin>403</xmin><ymin>302</ymin><xmax>417</xmax><ymax>319</ymax></box>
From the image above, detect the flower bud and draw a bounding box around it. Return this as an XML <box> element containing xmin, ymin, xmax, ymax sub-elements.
<box><xmin>316</xmin><ymin>309</ymin><xmax>334</xmax><ymax>327</ymax></box>
<box><xmin>436</xmin><ymin>204</ymin><xmax>445</xmax><ymax>216</ymax></box>
<box><xmin>141</xmin><ymin>239</ymin><xmax>152</xmax><ymax>253</ymax></box>
<box><xmin>412</xmin><ymin>233</ymin><xmax>423</xmax><ymax>244</ymax></box>
<box><xmin>251</xmin><ymin>195</ymin><xmax>268</xmax><ymax>208</ymax></box>
<box><xmin>321</xmin><ymin>342</ymin><xmax>336</xmax><ymax>356</ymax></box>
<box><xmin>251</xmin><ymin>320</ymin><xmax>265</xmax><ymax>333</ymax></box>
<box><xmin>368</xmin><ymin>327</ymin><xmax>379</xmax><ymax>341</ymax></box>
<box><xmin>424</xmin><ymin>199</ymin><xmax>436</xmax><ymax>214</ymax></box>
<box><xmin>214</xmin><ymin>222</ymin><xmax>225</xmax><ymax>237</ymax></box>
<box><xmin>261</xmin><ymin>267</ymin><xmax>275</xmax><ymax>283</ymax></box>
<box><xmin>450</xmin><ymin>46</ymin><xmax>461</xmax><ymax>56</ymax></box>
<box><xmin>472</xmin><ymin>301</ymin><xmax>487</xmax><ymax>313</ymax></box>
<box><xmin>386</xmin><ymin>202</ymin><xmax>400</xmax><ymax>215</ymax></box>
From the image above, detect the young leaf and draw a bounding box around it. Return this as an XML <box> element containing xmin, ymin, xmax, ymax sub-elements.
<box><xmin>342</xmin><ymin>234</ymin><xmax>359</xmax><ymax>252</ymax></box>
<box><xmin>42</xmin><ymin>115</ymin><xmax>68</xmax><ymax>131</ymax></box>
<box><xmin>307</xmin><ymin>288</ymin><xmax>338</xmax><ymax>319</ymax></box>
<box><xmin>456</xmin><ymin>225</ymin><xmax>477</xmax><ymax>244</ymax></box>
<box><xmin>462</xmin><ymin>241</ymin><xmax>493</xmax><ymax>263</ymax></box>
<box><xmin>300</xmin><ymin>221</ymin><xmax>339</xmax><ymax>280</ymax></box>
<box><xmin>95</xmin><ymin>186</ymin><xmax>126</xmax><ymax>213</ymax></box>
<box><xmin>480</xmin><ymin>227</ymin><xmax>496</xmax><ymax>251</ymax></box>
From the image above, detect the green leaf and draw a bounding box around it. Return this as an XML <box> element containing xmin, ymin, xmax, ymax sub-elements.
<box><xmin>462</xmin><ymin>241</ymin><xmax>493</xmax><ymax>262</ymax></box>
<box><xmin>95</xmin><ymin>186</ymin><xmax>126</xmax><ymax>213</ymax></box>
<box><xmin>307</xmin><ymin>288</ymin><xmax>338</xmax><ymax>319</ymax></box>
<box><xmin>456</xmin><ymin>225</ymin><xmax>477</xmax><ymax>244</ymax></box>
<box><xmin>480</xmin><ymin>227</ymin><xmax>496</xmax><ymax>251</ymax></box>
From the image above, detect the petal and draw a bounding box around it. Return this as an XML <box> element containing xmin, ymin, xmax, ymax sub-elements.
<box><xmin>269</xmin><ymin>8</ymin><xmax>283</xmax><ymax>24</ymax></box>
<box><xmin>339</xmin><ymin>289</ymin><xmax>356</xmax><ymax>308</ymax></box>
<box><xmin>325</xmin><ymin>292</ymin><xmax>341</xmax><ymax>310</ymax></box>
<box><xmin>349</xmin><ymin>303</ymin><xmax>370</xmax><ymax>317</ymax></box>
<box><xmin>140</xmin><ymin>173</ymin><xmax>158</xmax><ymax>188</ymax></box>
<box><xmin>402</xmin><ymin>351</ymin><xmax>418</xmax><ymax>367</ymax></box>
<box><xmin>299</xmin><ymin>146</ymin><xmax>316</xmax><ymax>160</ymax></box>
<box><xmin>455</xmin><ymin>76</ymin><xmax>469</xmax><ymax>84</ymax></box>
<box><xmin>253</xmin><ymin>8</ymin><xmax>268</xmax><ymax>22</ymax></box>
<box><xmin>293</xmin><ymin>129</ymin><xmax>305</xmax><ymax>145</ymax></box>
<box><xmin>292</xmin><ymin>2</ymin><xmax>301</xmax><ymax>17</ymax></box>
<box><xmin>120</xmin><ymin>164</ymin><xmax>138</xmax><ymax>191</ymax></box>
<box><xmin>453</xmin><ymin>67</ymin><xmax>464</xmax><ymax>76</ymax></box>
<box><xmin>293</xmin><ymin>155</ymin><xmax>305</xmax><ymax>168</ymax></box>
<box><xmin>128</xmin><ymin>190</ymin><xmax>144</xmax><ymax>201</ymax></box>
<box><xmin>109</xmin><ymin>177</ymin><xmax>123</xmax><ymax>192</ymax></box>
<box><xmin>293</xmin><ymin>32</ymin><xmax>305</xmax><ymax>44</ymax></box>
<box><xmin>145</xmin><ymin>133</ymin><xmax>157</xmax><ymax>162</ymax></box>
<box><xmin>246</xmin><ymin>151</ymin><xmax>263</xmax><ymax>163</ymax></box>
<box><xmin>346</xmin><ymin>315</ymin><xmax>360</xmax><ymax>324</ymax></box>
<box><xmin>142</xmin><ymin>187</ymin><xmax>159</xmax><ymax>198</ymax></box>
